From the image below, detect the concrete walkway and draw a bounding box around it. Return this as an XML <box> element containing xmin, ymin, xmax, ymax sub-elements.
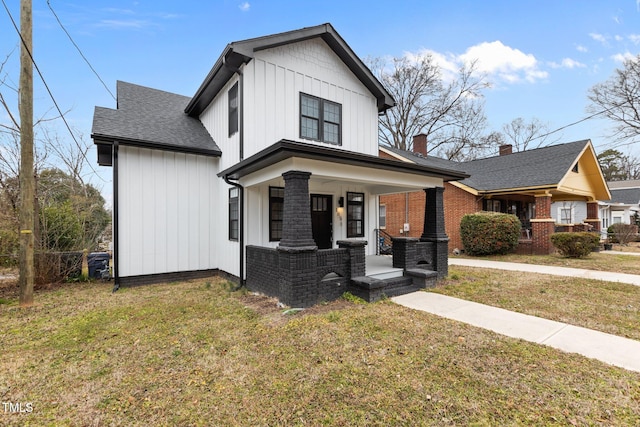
<box><xmin>392</xmin><ymin>259</ymin><xmax>640</xmax><ymax>373</ymax></box>
<box><xmin>449</xmin><ymin>257</ymin><xmax>640</xmax><ymax>286</ymax></box>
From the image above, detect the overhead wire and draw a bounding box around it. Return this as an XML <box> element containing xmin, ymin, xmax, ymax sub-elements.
<box><xmin>1</xmin><ymin>0</ymin><xmax>106</xmax><ymax>182</ymax></box>
<box><xmin>46</xmin><ymin>0</ymin><xmax>116</xmax><ymax>101</ymax></box>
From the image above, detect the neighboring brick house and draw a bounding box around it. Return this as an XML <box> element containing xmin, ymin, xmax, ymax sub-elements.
<box><xmin>91</xmin><ymin>24</ymin><xmax>467</xmax><ymax>306</ymax></box>
<box><xmin>379</xmin><ymin>135</ymin><xmax>611</xmax><ymax>255</ymax></box>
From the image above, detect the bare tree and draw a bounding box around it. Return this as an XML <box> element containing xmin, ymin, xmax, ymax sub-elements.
<box><xmin>587</xmin><ymin>54</ymin><xmax>640</xmax><ymax>148</ymax></box>
<box><xmin>369</xmin><ymin>55</ymin><xmax>494</xmax><ymax>160</ymax></box>
<box><xmin>500</xmin><ymin>117</ymin><xmax>557</xmax><ymax>152</ymax></box>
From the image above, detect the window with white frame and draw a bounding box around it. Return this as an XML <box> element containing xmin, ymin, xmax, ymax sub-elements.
<box><xmin>379</xmin><ymin>204</ymin><xmax>386</xmax><ymax>229</ymax></box>
<box><xmin>347</xmin><ymin>192</ymin><xmax>364</xmax><ymax>237</ymax></box>
<box><xmin>269</xmin><ymin>187</ymin><xmax>284</xmax><ymax>242</ymax></box>
<box><xmin>559</xmin><ymin>206</ymin><xmax>573</xmax><ymax>224</ymax></box>
<box><xmin>300</xmin><ymin>93</ymin><xmax>341</xmax><ymax>145</ymax></box>
<box><xmin>229</xmin><ymin>188</ymin><xmax>239</xmax><ymax>241</ymax></box>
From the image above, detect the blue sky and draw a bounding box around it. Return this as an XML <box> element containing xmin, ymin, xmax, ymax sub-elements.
<box><xmin>1</xmin><ymin>0</ymin><xmax>640</xmax><ymax>201</ymax></box>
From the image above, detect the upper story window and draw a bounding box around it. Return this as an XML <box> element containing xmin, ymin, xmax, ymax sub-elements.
<box><xmin>300</xmin><ymin>93</ymin><xmax>341</xmax><ymax>145</ymax></box>
<box><xmin>228</xmin><ymin>82</ymin><xmax>238</xmax><ymax>136</ymax></box>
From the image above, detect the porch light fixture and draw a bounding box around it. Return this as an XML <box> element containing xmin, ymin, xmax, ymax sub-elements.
<box><xmin>337</xmin><ymin>196</ymin><xmax>345</xmax><ymax>218</ymax></box>
<box><xmin>338</xmin><ymin>196</ymin><xmax>344</xmax><ymax>207</ymax></box>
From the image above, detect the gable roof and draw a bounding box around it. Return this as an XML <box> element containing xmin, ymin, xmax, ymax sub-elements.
<box><xmin>185</xmin><ymin>23</ymin><xmax>394</xmax><ymax>116</ymax></box>
<box><xmin>460</xmin><ymin>140</ymin><xmax>590</xmax><ymax>192</ymax></box>
<box><xmin>610</xmin><ymin>188</ymin><xmax>640</xmax><ymax>205</ymax></box>
<box><xmin>382</xmin><ymin>139</ymin><xmax>610</xmax><ymax>199</ymax></box>
<box><xmin>92</xmin><ymin>81</ymin><xmax>221</xmax><ymax>156</ymax></box>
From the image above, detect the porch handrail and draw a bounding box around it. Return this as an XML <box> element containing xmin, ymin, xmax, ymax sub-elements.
<box><xmin>375</xmin><ymin>228</ymin><xmax>393</xmax><ymax>255</ymax></box>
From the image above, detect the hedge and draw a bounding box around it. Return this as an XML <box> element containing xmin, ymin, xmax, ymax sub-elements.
<box><xmin>550</xmin><ymin>232</ymin><xmax>599</xmax><ymax>258</ymax></box>
<box><xmin>460</xmin><ymin>211</ymin><xmax>521</xmax><ymax>256</ymax></box>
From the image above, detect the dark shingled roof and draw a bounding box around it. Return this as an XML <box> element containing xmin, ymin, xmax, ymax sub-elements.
<box><xmin>382</xmin><ymin>146</ymin><xmax>466</xmax><ymax>172</ymax></box>
<box><xmin>610</xmin><ymin>188</ymin><xmax>640</xmax><ymax>205</ymax></box>
<box><xmin>384</xmin><ymin>140</ymin><xmax>590</xmax><ymax>192</ymax></box>
<box><xmin>460</xmin><ymin>140</ymin><xmax>588</xmax><ymax>191</ymax></box>
<box><xmin>92</xmin><ymin>81</ymin><xmax>220</xmax><ymax>156</ymax></box>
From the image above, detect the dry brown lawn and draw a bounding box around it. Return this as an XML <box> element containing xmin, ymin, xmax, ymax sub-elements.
<box><xmin>1</xmin><ymin>277</ymin><xmax>640</xmax><ymax>426</ymax></box>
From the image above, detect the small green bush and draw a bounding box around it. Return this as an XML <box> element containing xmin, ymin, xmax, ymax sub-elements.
<box><xmin>460</xmin><ymin>211</ymin><xmax>521</xmax><ymax>256</ymax></box>
<box><xmin>550</xmin><ymin>232</ymin><xmax>599</xmax><ymax>258</ymax></box>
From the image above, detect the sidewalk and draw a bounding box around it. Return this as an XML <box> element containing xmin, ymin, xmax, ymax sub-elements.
<box><xmin>391</xmin><ymin>258</ymin><xmax>640</xmax><ymax>373</ymax></box>
<box><xmin>449</xmin><ymin>257</ymin><xmax>640</xmax><ymax>286</ymax></box>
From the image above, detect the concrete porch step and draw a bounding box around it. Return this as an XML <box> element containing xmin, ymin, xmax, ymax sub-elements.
<box><xmin>367</xmin><ymin>269</ymin><xmax>404</xmax><ymax>281</ymax></box>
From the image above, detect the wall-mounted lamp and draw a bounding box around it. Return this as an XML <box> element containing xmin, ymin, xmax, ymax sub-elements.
<box><xmin>337</xmin><ymin>197</ymin><xmax>345</xmax><ymax>219</ymax></box>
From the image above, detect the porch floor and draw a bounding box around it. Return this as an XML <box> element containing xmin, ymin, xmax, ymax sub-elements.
<box><xmin>366</xmin><ymin>255</ymin><xmax>404</xmax><ymax>280</ymax></box>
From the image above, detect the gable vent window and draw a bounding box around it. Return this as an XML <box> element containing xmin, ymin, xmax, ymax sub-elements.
<box><xmin>572</xmin><ymin>163</ymin><xmax>579</xmax><ymax>173</ymax></box>
<box><xmin>300</xmin><ymin>93</ymin><xmax>341</xmax><ymax>145</ymax></box>
<box><xmin>228</xmin><ymin>82</ymin><xmax>239</xmax><ymax>136</ymax></box>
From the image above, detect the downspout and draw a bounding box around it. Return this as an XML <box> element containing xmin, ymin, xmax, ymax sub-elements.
<box><xmin>224</xmin><ymin>175</ymin><xmax>244</xmax><ymax>288</ymax></box>
<box><xmin>112</xmin><ymin>141</ymin><xmax>120</xmax><ymax>292</ymax></box>
<box><xmin>223</xmin><ymin>57</ymin><xmax>245</xmax><ymax>287</ymax></box>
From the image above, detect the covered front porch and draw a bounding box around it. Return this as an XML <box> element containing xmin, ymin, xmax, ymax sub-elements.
<box><xmin>482</xmin><ymin>191</ymin><xmax>603</xmax><ymax>255</ymax></box>
<box><xmin>220</xmin><ymin>140</ymin><xmax>467</xmax><ymax>307</ymax></box>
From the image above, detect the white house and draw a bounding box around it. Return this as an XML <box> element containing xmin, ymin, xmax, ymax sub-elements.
<box><xmin>91</xmin><ymin>24</ymin><xmax>466</xmax><ymax>306</ymax></box>
<box><xmin>600</xmin><ymin>181</ymin><xmax>640</xmax><ymax>230</ymax></box>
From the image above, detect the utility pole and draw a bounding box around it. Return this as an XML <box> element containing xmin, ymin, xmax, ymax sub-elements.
<box><xmin>19</xmin><ymin>0</ymin><xmax>34</xmax><ymax>306</ymax></box>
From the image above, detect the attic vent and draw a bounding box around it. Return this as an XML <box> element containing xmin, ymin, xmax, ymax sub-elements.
<box><xmin>572</xmin><ymin>163</ymin><xmax>579</xmax><ymax>173</ymax></box>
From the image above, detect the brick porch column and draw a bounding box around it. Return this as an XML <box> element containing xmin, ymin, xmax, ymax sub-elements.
<box><xmin>420</xmin><ymin>187</ymin><xmax>449</xmax><ymax>278</ymax></box>
<box><xmin>279</xmin><ymin>171</ymin><xmax>316</xmax><ymax>248</ymax></box>
<box><xmin>530</xmin><ymin>194</ymin><xmax>555</xmax><ymax>254</ymax></box>
<box><xmin>277</xmin><ymin>170</ymin><xmax>318</xmax><ymax>308</ymax></box>
<box><xmin>584</xmin><ymin>200</ymin><xmax>601</xmax><ymax>233</ymax></box>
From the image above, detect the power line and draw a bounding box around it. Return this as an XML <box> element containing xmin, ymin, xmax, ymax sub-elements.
<box><xmin>46</xmin><ymin>0</ymin><xmax>116</xmax><ymax>101</ymax></box>
<box><xmin>1</xmin><ymin>0</ymin><xmax>105</xmax><ymax>182</ymax></box>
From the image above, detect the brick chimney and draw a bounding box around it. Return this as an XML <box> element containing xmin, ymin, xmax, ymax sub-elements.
<box><xmin>413</xmin><ymin>134</ymin><xmax>428</xmax><ymax>156</ymax></box>
<box><xmin>499</xmin><ymin>144</ymin><xmax>513</xmax><ymax>156</ymax></box>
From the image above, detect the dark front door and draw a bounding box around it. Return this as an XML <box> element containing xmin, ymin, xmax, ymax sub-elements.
<box><xmin>311</xmin><ymin>194</ymin><xmax>333</xmax><ymax>249</ymax></box>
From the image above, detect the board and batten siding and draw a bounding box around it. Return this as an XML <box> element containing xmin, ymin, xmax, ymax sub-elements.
<box><xmin>244</xmin><ymin>38</ymin><xmax>378</xmax><ymax>157</ymax></box>
<box><xmin>117</xmin><ymin>146</ymin><xmax>220</xmax><ymax>277</ymax></box>
<box><xmin>198</xmin><ymin>38</ymin><xmax>378</xmax><ymax>162</ymax></box>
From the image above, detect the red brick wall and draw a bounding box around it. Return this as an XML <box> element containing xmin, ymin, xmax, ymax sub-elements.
<box><xmin>380</xmin><ymin>191</ymin><xmax>425</xmax><ymax>238</ymax></box>
<box><xmin>379</xmin><ymin>183</ymin><xmax>480</xmax><ymax>252</ymax></box>
<box><xmin>443</xmin><ymin>183</ymin><xmax>481</xmax><ymax>252</ymax></box>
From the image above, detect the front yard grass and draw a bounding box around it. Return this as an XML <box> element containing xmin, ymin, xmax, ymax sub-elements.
<box><xmin>1</xmin><ymin>278</ymin><xmax>640</xmax><ymax>426</ymax></box>
<box><xmin>435</xmin><ymin>266</ymin><xmax>640</xmax><ymax>341</ymax></box>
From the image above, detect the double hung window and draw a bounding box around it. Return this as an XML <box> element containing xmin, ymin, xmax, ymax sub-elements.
<box><xmin>300</xmin><ymin>93</ymin><xmax>341</xmax><ymax>145</ymax></box>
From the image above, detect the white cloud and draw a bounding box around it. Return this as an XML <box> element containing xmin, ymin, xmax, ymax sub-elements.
<box><xmin>553</xmin><ymin>58</ymin><xmax>587</xmax><ymax>69</ymax></box>
<box><xmin>589</xmin><ymin>33</ymin><xmax>608</xmax><ymax>44</ymax></box>
<box><xmin>459</xmin><ymin>41</ymin><xmax>547</xmax><ymax>84</ymax></box>
<box><xmin>404</xmin><ymin>40</ymin><xmax>547</xmax><ymax>86</ymax></box>
<box><xmin>629</xmin><ymin>34</ymin><xmax>640</xmax><ymax>44</ymax></box>
<box><xmin>615</xmin><ymin>35</ymin><xmax>624</xmax><ymax>42</ymax></box>
<box><xmin>96</xmin><ymin>19</ymin><xmax>152</xmax><ymax>29</ymax></box>
<box><xmin>576</xmin><ymin>44</ymin><xmax>588</xmax><ymax>53</ymax></box>
<box><xmin>612</xmin><ymin>52</ymin><xmax>635</xmax><ymax>62</ymax></box>
<box><xmin>239</xmin><ymin>2</ymin><xmax>250</xmax><ymax>11</ymax></box>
